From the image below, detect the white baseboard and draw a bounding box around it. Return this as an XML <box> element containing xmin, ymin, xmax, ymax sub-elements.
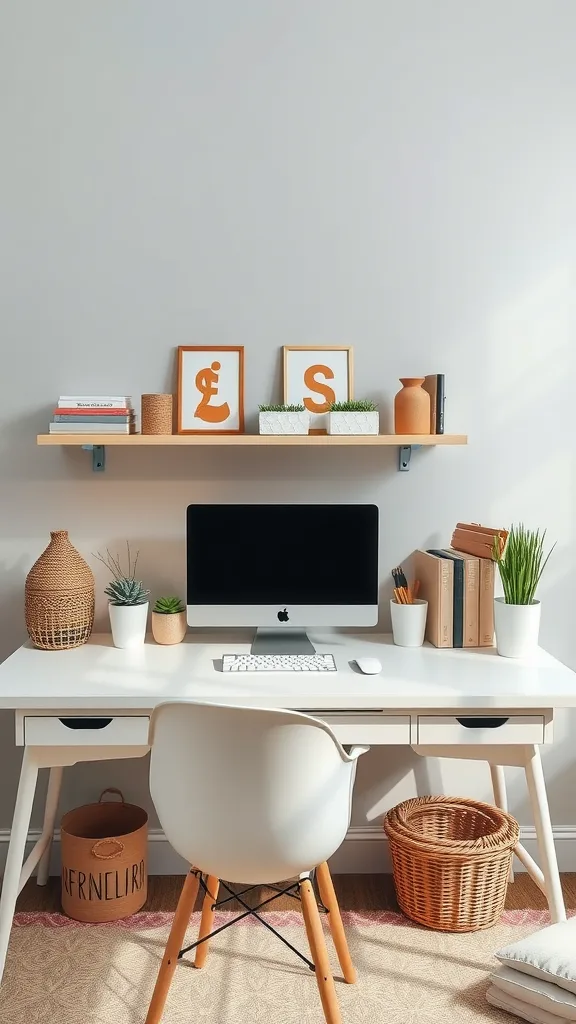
<box><xmin>3</xmin><ymin>825</ymin><xmax>576</xmax><ymax>877</ymax></box>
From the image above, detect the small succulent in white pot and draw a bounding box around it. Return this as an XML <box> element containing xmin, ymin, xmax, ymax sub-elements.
<box><xmin>492</xmin><ymin>524</ymin><xmax>555</xmax><ymax>658</ymax></box>
<box><xmin>94</xmin><ymin>544</ymin><xmax>150</xmax><ymax>649</ymax></box>
<box><xmin>258</xmin><ymin>404</ymin><xmax>310</xmax><ymax>435</ymax></box>
<box><xmin>327</xmin><ymin>399</ymin><xmax>379</xmax><ymax>435</ymax></box>
<box><xmin>152</xmin><ymin>596</ymin><xmax>187</xmax><ymax>645</ymax></box>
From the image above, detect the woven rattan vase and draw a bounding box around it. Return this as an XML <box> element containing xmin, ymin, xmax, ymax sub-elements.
<box><xmin>25</xmin><ymin>530</ymin><xmax>95</xmax><ymax>650</ymax></box>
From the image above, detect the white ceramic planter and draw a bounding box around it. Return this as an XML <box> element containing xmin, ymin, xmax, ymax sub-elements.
<box><xmin>327</xmin><ymin>412</ymin><xmax>379</xmax><ymax>435</ymax></box>
<box><xmin>259</xmin><ymin>411</ymin><xmax>310</xmax><ymax>435</ymax></box>
<box><xmin>390</xmin><ymin>598</ymin><xmax>428</xmax><ymax>647</ymax></box>
<box><xmin>493</xmin><ymin>598</ymin><xmax>541</xmax><ymax>658</ymax></box>
<box><xmin>109</xmin><ymin>602</ymin><xmax>149</xmax><ymax>649</ymax></box>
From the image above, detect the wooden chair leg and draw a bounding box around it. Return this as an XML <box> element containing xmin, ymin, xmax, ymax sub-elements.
<box><xmin>194</xmin><ymin>875</ymin><xmax>220</xmax><ymax>969</ymax></box>
<box><xmin>145</xmin><ymin>868</ymin><xmax>200</xmax><ymax>1024</ymax></box>
<box><xmin>316</xmin><ymin>861</ymin><xmax>356</xmax><ymax>984</ymax></box>
<box><xmin>300</xmin><ymin>877</ymin><xmax>342</xmax><ymax>1024</ymax></box>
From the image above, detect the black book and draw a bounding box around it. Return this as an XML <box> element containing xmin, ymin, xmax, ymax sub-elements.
<box><xmin>423</xmin><ymin>374</ymin><xmax>445</xmax><ymax>434</ymax></box>
<box><xmin>436</xmin><ymin>374</ymin><xmax>445</xmax><ymax>434</ymax></box>
<box><xmin>427</xmin><ymin>549</ymin><xmax>463</xmax><ymax>647</ymax></box>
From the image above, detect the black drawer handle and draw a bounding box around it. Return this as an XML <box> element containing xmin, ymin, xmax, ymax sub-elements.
<box><xmin>455</xmin><ymin>717</ymin><xmax>510</xmax><ymax>729</ymax></box>
<box><xmin>58</xmin><ymin>717</ymin><xmax>113</xmax><ymax>730</ymax></box>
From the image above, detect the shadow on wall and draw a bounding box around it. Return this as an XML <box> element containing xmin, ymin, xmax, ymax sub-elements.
<box><xmin>0</xmin><ymin>556</ymin><xmax>29</xmax><ymax>663</ymax></box>
<box><xmin>91</xmin><ymin>536</ymin><xmax>187</xmax><ymax>628</ymax></box>
<box><xmin>0</xmin><ymin>406</ymin><xmax>53</xmax><ymax>483</ymax></box>
<box><xmin>350</xmin><ymin>745</ymin><xmax>445</xmax><ymax>826</ymax></box>
<box><xmin>374</xmin><ymin>533</ymin><xmax>446</xmax><ymax>632</ymax></box>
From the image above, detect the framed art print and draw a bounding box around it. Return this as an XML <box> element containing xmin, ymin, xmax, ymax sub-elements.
<box><xmin>283</xmin><ymin>346</ymin><xmax>354</xmax><ymax>432</ymax></box>
<box><xmin>177</xmin><ymin>346</ymin><xmax>244</xmax><ymax>434</ymax></box>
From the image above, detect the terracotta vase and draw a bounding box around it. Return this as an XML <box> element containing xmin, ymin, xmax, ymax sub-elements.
<box><xmin>151</xmin><ymin>610</ymin><xmax>187</xmax><ymax>645</ymax></box>
<box><xmin>25</xmin><ymin>530</ymin><xmax>95</xmax><ymax>650</ymax></box>
<box><xmin>394</xmin><ymin>378</ymin><xmax>431</xmax><ymax>434</ymax></box>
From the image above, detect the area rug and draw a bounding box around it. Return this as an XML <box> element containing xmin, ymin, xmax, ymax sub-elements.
<box><xmin>0</xmin><ymin>909</ymin><xmax>570</xmax><ymax>1024</ymax></box>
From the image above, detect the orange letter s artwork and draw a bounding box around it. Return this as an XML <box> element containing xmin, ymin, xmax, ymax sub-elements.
<box><xmin>303</xmin><ymin>364</ymin><xmax>336</xmax><ymax>414</ymax></box>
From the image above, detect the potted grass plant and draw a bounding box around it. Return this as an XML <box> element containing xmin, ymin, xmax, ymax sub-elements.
<box><xmin>151</xmin><ymin>596</ymin><xmax>187</xmax><ymax>645</ymax></box>
<box><xmin>94</xmin><ymin>544</ymin><xmax>150</xmax><ymax>649</ymax></box>
<box><xmin>258</xmin><ymin>403</ymin><xmax>310</xmax><ymax>435</ymax></box>
<box><xmin>492</xmin><ymin>524</ymin><xmax>555</xmax><ymax>658</ymax></box>
<box><xmin>327</xmin><ymin>399</ymin><xmax>379</xmax><ymax>435</ymax></box>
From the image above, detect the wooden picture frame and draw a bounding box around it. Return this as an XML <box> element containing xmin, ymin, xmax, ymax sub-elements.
<box><xmin>177</xmin><ymin>346</ymin><xmax>245</xmax><ymax>434</ymax></box>
<box><xmin>283</xmin><ymin>346</ymin><xmax>354</xmax><ymax>432</ymax></box>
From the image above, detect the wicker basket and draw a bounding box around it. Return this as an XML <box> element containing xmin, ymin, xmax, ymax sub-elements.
<box><xmin>383</xmin><ymin>796</ymin><xmax>519</xmax><ymax>932</ymax></box>
<box><xmin>25</xmin><ymin>530</ymin><xmax>95</xmax><ymax>650</ymax></box>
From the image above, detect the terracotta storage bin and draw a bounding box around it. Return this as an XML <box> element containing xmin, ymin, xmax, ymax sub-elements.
<box><xmin>60</xmin><ymin>788</ymin><xmax>148</xmax><ymax>922</ymax></box>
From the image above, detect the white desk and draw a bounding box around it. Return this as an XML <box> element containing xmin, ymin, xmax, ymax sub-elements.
<box><xmin>0</xmin><ymin>631</ymin><xmax>575</xmax><ymax>986</ymax></box>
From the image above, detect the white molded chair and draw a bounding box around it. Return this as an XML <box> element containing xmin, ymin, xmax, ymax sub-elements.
<box><xmin>145</xmin><ymin>700</ymin><xmax>369</xmax><ymax>1024</ymax></box>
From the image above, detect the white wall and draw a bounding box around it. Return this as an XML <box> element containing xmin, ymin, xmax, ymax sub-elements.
<box><xmin>1</xmin><ymin>0</ymin><xmax>576</xmax><ymax>868</ymax></box>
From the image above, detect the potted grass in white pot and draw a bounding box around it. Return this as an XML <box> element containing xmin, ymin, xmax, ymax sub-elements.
<box><xmin>492</xmin><ymin>524</ymin><xmax>555</xmax><ymax>658</ymax></box>
<box><xmin>327</xmin><ymin>399</ymin><xmax>379</xmax><ymax>435</ymax></box>
<box><xmin>258</xmin><ymin>403</ymin><xmax>310</xmax><ymax>435</ymax></box>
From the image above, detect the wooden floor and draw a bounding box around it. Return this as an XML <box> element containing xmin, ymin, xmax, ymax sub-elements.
<box><xmin>15</xmin><ymin>873</ymin><xmax>576</xmax><ymax>914</ymax></box>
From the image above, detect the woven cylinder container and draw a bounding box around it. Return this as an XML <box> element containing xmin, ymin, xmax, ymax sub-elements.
<box><xmin>141</xmin><ymin>393</ymin><xmax>173</xmax><ymax>434</ymax></box>
<box><xmin>25</xmin><ymin>530</ymin><xmax>95</xmax><ymax>650</ymax></box>
<box><xmin>60</xmin><ymin>788</ymin><xmax>148</xmax><ymax>922</ymax></box>
<box><xmin>383</xmin><ymin>796</ymin><xmax>519</xmax><ymax>932</ymax></box>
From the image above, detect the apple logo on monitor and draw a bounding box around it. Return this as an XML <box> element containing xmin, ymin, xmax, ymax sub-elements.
<box><xmin>277</xmin><ymin>608</ymin><xmax>289</xmax><ymax>622</ymax></box>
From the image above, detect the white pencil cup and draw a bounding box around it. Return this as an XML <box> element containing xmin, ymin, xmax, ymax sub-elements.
<box><xmin>390</xmin><ymin>598</ymin><xmax>428</xmax><ymax>647</ymax></box>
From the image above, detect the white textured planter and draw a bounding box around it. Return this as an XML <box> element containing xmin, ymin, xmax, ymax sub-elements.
<box><xmin>494</xmin><ymin>598</ymin><xmax>541</xmax><ymax>658</ymax></box>
<box><xmin>259</xmin><ymin>411</ymin><xmax>310</xmax><ymax>435</ymax></box>
<box><xmin>327</xmin><ymin>412</ymin><xmax>379</xmax><ymax>435</ymax></box>
<box><xmin>109</xmin><ymin>601</ymin><xmax>149</xmax><ymax>649</ymax></box>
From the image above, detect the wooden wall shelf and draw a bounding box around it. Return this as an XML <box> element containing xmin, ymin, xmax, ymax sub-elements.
<box><xmin>37</xmin><ymin>433</ymin><xmax>466</xmax><ymax>448</ymax></box>
<box><xmin>36</xmin><ymin>432</ymin><xmax>467</xmax><ymax>472</ymax></box>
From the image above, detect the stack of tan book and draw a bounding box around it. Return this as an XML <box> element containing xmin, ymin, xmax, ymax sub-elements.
<box><xmin>413</xmin><ymin>523</ymin><xmax>507</xmax><ymax>649</ymax></box>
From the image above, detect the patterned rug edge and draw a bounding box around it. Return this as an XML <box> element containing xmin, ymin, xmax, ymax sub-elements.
<box><xmin>13</xmin><ymin>908</ymin><xmax>574</xmax><ymax>928</ymax></box>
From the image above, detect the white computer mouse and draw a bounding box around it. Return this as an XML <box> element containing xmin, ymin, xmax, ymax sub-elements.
<box><xmin>354</xmin><ymin>657</ymin><xmax>382</xmax><ymax>675</ymax></box>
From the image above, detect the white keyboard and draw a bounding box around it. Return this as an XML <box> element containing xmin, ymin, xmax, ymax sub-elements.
<box><xmin>222</xmin><ymin>654</ymin><xmax>337</xmax><ymax>673</ymax></box>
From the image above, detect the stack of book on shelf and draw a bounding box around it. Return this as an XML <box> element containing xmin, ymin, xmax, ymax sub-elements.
<box><xmin>414</xmin><ymin>523</ymin><xmax>508</xmax><ymax>649</ymax></box>
<box><xmin>49</xmin><ymin>396</ymin><xmax>136</xmax><ymax>434</ymax></box>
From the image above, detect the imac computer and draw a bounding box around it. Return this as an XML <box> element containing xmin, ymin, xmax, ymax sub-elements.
<box><xmin>186</xmin><ymin>503</ymin><xmax>379</xmax><ymax>654</ymax></box>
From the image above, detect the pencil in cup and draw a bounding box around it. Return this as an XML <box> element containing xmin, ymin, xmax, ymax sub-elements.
<box><xmin>391</xmin><ymin>566</ymin><xmax>420</xmax><ymax>604</ymax></box>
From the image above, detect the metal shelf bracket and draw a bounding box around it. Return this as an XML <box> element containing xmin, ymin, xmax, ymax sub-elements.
<box><xmin>81</xmin><ymin>444</ymin><xmax>106</xmax><ymax>472</ymax></box>
<box><xmin>398</xmin><ymin>444</ymin><xmax>422</xmax><ymax>472</ymax></box>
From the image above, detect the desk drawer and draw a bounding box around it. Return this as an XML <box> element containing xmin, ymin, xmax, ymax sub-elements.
<box><xmin>416</xmin><ymin>715</ymin><xmax>546</xmax><ymax>746</ymax></box>
<box><xmin>318</xmin><ymin>714</ymin><xmax>410</xmax><ymax>745</ymax></box>
<box><xmin>23</xmin><ymin>716</ymin><xmax>150</xmax><ymax>747</ymax></box>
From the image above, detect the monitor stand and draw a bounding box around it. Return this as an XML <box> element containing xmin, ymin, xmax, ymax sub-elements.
<box><xmin>251</xmin><ymin>628</ymin><xmax>316</xmax><ymax>656</ymax></box>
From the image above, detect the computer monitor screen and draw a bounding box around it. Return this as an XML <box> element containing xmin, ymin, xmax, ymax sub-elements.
<box><xmin>186</xmin><ymin>504</ymin><xmax>379</xmax><ymax>635</ymax></box>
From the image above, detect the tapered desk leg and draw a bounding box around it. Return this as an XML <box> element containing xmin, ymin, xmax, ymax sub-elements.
<box><xmin>413</xmin><ymin>742</ymin><xmax>564</xmax><ymax>922</ymax></box>
<box><xmin>489</xmin><ymin>764</ymin><xmax>514</xmax><ymax>882</ymax></box>
<box><xmin>36</xmin><ymin>767</ymin><xmax>64</xmax><ymax>886</ymax></box>
<box><xmin>524</xmin><ymin>746</ymin><xmax>565</xmax><ymax>923</ymax></box>
<box><xmin>0</xmin><ymin>750</ymin><xmax>39</xmax><ymax>986</ymax></box>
